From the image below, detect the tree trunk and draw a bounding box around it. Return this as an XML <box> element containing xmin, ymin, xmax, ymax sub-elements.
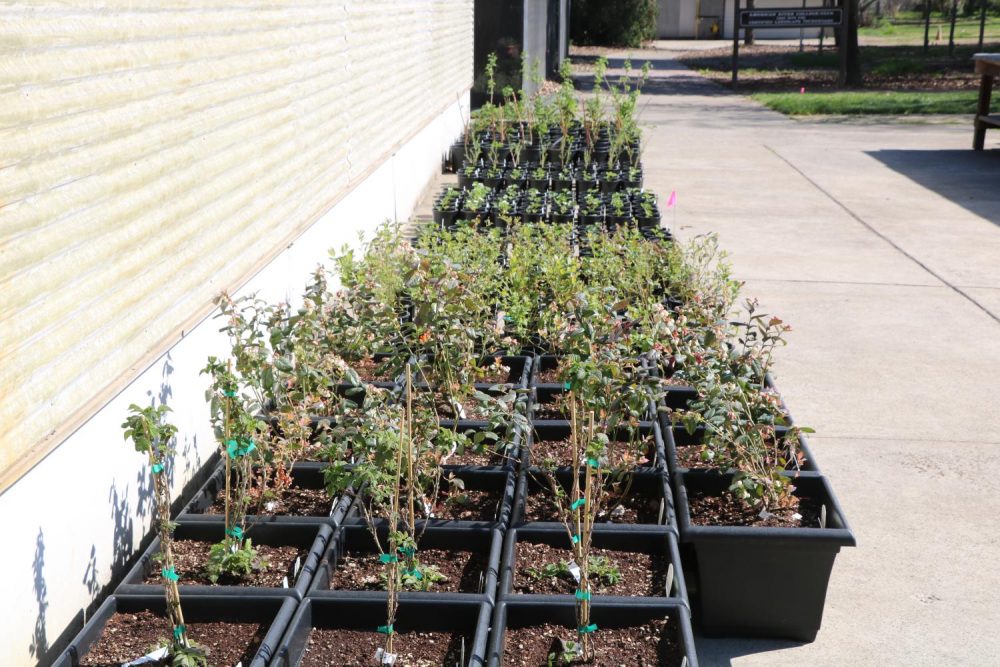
<box><xmin>745</xmin><ymin>0</ymin><xmax>755</xmax><ymax>45</ymax></box>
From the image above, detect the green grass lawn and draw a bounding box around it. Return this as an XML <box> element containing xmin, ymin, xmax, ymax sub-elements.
<box><xmin>751</xmin><ymin>90</ymin><xmax>982</xmax><ymax>115</ymax></box>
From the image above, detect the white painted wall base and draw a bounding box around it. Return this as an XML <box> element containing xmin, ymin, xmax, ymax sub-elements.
<box><xmin>0</xmin><ymin>92</ymin><xmax>469</xmax><ymax>667</ymax></box>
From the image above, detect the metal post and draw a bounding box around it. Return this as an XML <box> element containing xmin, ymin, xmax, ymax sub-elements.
<box><xmin>923</xmin><ymin>0</ymin><xmax>931</xmax><ymax>53</ymax></box>
<box><xmin>839</xmin><ymin>0</ymin><xmax>849</xmax><ymax>86</ymax></box>
<box><xmin>948</xmin><ymin>0</ymin><xmax>957</xmax><ymax>56</ymax></box>
<box><xmin>979</xmin><ymin>0</ymin><xmax>988</xmax><ymax>52</ymax></box>
<box><xmin>732</xmin><ymin>0</ymin><xmax>740</xmax><ymax>84</ymax></box>
<box><xmin>800</xmin><ymin>0</ymin><xmax>807</xmax><ymax>51</ymax></box>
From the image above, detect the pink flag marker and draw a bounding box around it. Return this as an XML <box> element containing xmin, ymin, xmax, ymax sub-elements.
<box><xmin>800</xmin><ymin>87</ymin><xmax>806</xmax><ymax>94</ymax></box>
<box><xmin>665</xmin><ymin>190</ymin><xmax>677</xmax><ymax>209</ymax></box>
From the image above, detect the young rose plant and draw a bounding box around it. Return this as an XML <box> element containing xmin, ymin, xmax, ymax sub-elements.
<box><xmin>122</xmin><ymin>404</ymin><xmax>208</xmax><ymax>667</ymax></box>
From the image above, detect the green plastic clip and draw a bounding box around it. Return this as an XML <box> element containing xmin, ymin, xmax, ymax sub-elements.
<box><xmin>405</xmin><ymin>568</ymin><xmax>423</xmax><ymax>580</ymax></box>
<box><xmin>398</xmin><ymin>545</ymin><xmax>416</xmax><ymax>557</ymax></box>
<box><xmin>161</xmin><ymin>567</ymin><xmax>179</xmax><ymax>582</ymax></box>
<box><xmin>575</xmin><ymin>590</ymin><xmax>591</xmax><ymax>601</ymax></box>
<box><xmin>570</xmin><ymin>498</ymin><xmax>586</xmax><ymax>511</ymax></box>
<box><xmin>379</xmin><ymin>553</ymin><xmax>398</xmax><ymax>564</ymax></box>
<box><xmin>226</xmin><ymin>526</ymin><xmax>244</xmax><ymax>540</ymax></box>
<box><xmin>227</xmin><ymin>439</ymin><xmax>256</xmax><ymax>457</ymax></box>
<box><xmin>578</xmin><ymin>623</ymin><xmax>598</xmax><ymax>634</ymax></box>
<box><xmin>223</xmin><ymin>389</ymin><xmax>237</xmax><ymax>397</ymax></box>
<box><xmin>151</xmin><ymin>463</ymin><xmax>164</xmax><ymax>474</ymax></box>
<box><xmin>173</xmin><ymin>624</ymin><xmax>185</xmax><ymax>640</ymax></box>
<box><xmin>571</xmin><ymin>534</ymin><xmax>580</xmax><ymax>544</ymax></box>
<box><xmin>586</xmin><ymin>458</ymin><xmax>600</xmax><ymax>468</ymax></box>
<box><xmin>563</xmin><ymin>382</ymin><xmax>572</xmax><ymax>390</ymax></box>
<box><xmin>376</xmin><ymin>624</ymin><xmax>394</xmax><ymax>635</ymax></box>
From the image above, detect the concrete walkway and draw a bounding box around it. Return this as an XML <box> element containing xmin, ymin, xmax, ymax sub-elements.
<box><xmin>625</xmin><ymin>43</ymin><xmax>1000</xmax><ymax>666</ymax></box>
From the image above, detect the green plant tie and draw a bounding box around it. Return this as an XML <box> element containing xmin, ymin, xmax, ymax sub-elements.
<box><xmin>578</xmin><ymin>623</ymin><xmax>598</xmax><ymax>634</ymax></box>
<box><xmin>379</xmin><ymin>553</ymin><xmax>398</xmax><ymax>564</ymax></box>
<box><xmin>223</xmin><ymin>390</ymin><xmax>237</xmax><ymax>397</ymax></box>
<box><xmin>563</xmin><ymin>382</ymin><xmax>571</xmax><ymax>390</ymax></box>
<box><xmin>571</xmin><ymin>534</ymin><xmax>580</xmax><ymax>544</ymax></box>
<box><xmin>405</xmin><ymin>568</ymin><xmax>423</xmax><ymax>580</ymax></box>
<box><xmin>227</xmin><ymin>439</ymin><xmax>256</xmax><ymax>457</ymax></box>
<box><xmin>586</xmin><ymin>458</ymin><xmax>600</xmax><ymax>469</ymax></box>
<box><xmin>376</xmin><ymin>624</ymin><xmax>394</xmax><ymax>635</ymax></box>
<box><xmin>173</xmin><ymin>625</ymin><xmax>185</xmax><ymax>640</ymax></box>
<box><xmin>151</xmin><ymin>463</ymin><xmax>164</xmax><ymax>474</ymax></box>
<box><xmin>398</xmin><ymin>546</ymin><xmax>416</xmax><ymax>557</ymax></box>
<box><xmin>575</xmin><ymin>590</ymin><xmax>591</xmax><ymax>601</ymax></box>
<box><xmin>226</xmin><ymin>526</ymin><xmax>244</xmax><ymax>540</ymax></box>
<box><xmin>570</xmin><ymin>498</ymin><xmax>585</xmax><ymax>510</ymax></box>
<box><xmin>161</xmin><ymin>567</ymin><xmax>179</xmax><ymax>582</ymax></box>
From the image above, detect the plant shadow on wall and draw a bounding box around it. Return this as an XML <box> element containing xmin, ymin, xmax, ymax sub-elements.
<box><xmin>30</xmin><ymin>528</ymin><xmax>48</xmax><ymax>659</ymax></box>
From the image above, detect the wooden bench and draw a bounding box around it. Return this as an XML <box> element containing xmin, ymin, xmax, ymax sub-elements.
<box><xmin>973</xmin><ymin>54</ymin><xmax>1000</xmax><ymax>150</ymax></box>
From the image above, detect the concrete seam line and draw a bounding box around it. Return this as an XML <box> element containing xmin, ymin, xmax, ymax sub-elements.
<box><xmin>809</xmin><ymin>435</ymin><xmax>1000</xmax><ymax>444</ymax></box>
<box><xmin>763</xmin><ymin>144</ymin><xmax>1000</xmax><ymax>326</ymax></box>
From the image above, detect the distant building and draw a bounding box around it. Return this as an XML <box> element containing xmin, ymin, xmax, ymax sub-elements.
<box><xmin>657</xmin><ymin>0</ymin><xmax>827</xmax><ymax>39</ymax></box>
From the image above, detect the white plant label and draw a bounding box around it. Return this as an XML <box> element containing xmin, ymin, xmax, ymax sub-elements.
<box><xmin>293</xmin><ymin>556</ymin><xmax>302</xmax><ymax>577</ymax></box>
<box><xmin>375</xmin><ymin>648</ymin><xmax>397</xmax><ymax>665</ymax></box>
<box><xmin>666</xmin><ymin>563</ymin><xmax>675</xmax><ymax>594</ymax></box>
<box><xmin>792</xmin><ymin>512</ymin><xmax>803</xmax><ymax>522</ymax></box>
<box><xmin>821</xmin><ymin>504</ymin><xmax>828</xmax><ymax>529</ymax></box>
<box><xmin>282</xmin><ymin>576</ymin><xmax>289</xmax><ymax>588</ymax></box>
<box><xmin>121</xmin><ymin>647</ymin><xmax>168</xmax><ymax>667</ymax></box>
<box><xmin>758</xmin><ymin>509</ymin><xmax>775</xmax><ymax>521</ymax></box>
<box><xmin>568</xmin><ymin>560</ymin><xmax>581</xmax><ymax>583</ymax></box>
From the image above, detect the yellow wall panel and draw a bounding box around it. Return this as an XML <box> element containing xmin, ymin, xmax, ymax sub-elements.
<box><xmin>0</xmin><ymin>0</ymin><xmax>473</xmax><ymax>481</ymax></box>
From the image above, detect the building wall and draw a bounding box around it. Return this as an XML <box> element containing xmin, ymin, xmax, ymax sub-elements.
<box><xmin>0</xmin><ymin>2</ymin><xmax>473</xmax><ymax>665</ymax></box>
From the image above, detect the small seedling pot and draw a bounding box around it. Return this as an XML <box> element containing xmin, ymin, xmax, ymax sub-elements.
<box><xmin>116</xmin><ymin>522</ymin><xmax>331</xmax><ymax>600</ymax></box>
<box><xmin>525</xmin><ymin>420</ymin><xmax>666</xmax><ymax>471</ymax></box>
<box><xmin>178</xmin><ymin>462</ymin><xmax>355</xmax><ymax>527</ymax></box>
<box><xmin>675</xmin><ymin>471</ymin><xmax>856</xmax><ymax>641</ymax></box>
<box><xmin>308</xmin><ymin>523</ymin><xmax>501</xmax><ymax>602</ymax></box>
<box><xmin>486</xmin><ymin>599</ymin><xmax>698</xmax><ymax>667</ymax></box>
<box><xmin>663</xmin><ymin>424</ymin><xmax>820</xmax><ymax>476</ymax></box>
<box><xmin>343</xmin><ymin>467</ymin><xmax>516</xmax><ymax>531</ymax></box>
<box><xmin>51</xmin><ymin>594</ymin><xmax>296</xmax><ymax>667</ymax></box>
<box><xmin>498</xmin><ymin>524</ymin><xmax>689</xmax><ymax>609</ymax></box>
<box><xmin>513</xmin><ymin>467</ymin><xmax>677</xmax><ymax>536</ymax></box>
<box><xmin>272</xmin><ymin>597</ymin><xmax>491</xmax><ymax>667</ymax></box>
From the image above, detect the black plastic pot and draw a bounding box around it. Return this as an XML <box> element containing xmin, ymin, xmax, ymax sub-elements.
<box><xmin>513</xmin><ymin>468</ymin><xmax>677</xmax><ymax>535</ymax></box>
<box><xmin>486</xmin><ymin>599</ymin><xmax>698</xmax><ymax>667</ymax></box>
<box><xmin>52</xmin><ymin>594</ymin><xmax>296</xmax><ymax>667</ymax></box>
<box><xmin>664</xmin><ymin>424</ymin><xmax>820</xmax><ymax>476</ymax></box>
<box><xmin>676</xmin><ymin>471</ymin><xmax>856</xmax><ymax>641</ymax></box>
<box><xmin>532</xmin><ymin>385</ymin><xmax>655</xmax><ymax>424</ymax></box>
<box><xmin>116</xmin><ymin>522</ymin><xmax>331</xmax><ymax>600</ymax></box>
<box><xmin>530</xmin><ymin>354</ymin><xmax>562</xmax><ymax>389</ymax></box>
<box><xmin>178</xmin><ymin>462</ymin><xmax>355</xmax><ymax>526</ymax></box>
<box><xmin>273</xmin><ymin>598</ymin><xmax>490</xmax><ymax>667</ymax></box>
<box><xmin>448</xmin><ymin>142</ymin><xmax>466</xmax><ymax>172</ymax></box>
<box><xmin>308</xmin><ymin>524</ymin><xmax>501</xmax><ymax>602</ymax></box>
<box><xmin>432</xmin><ymin>421</ymin><xmax>524</xmax><ymax>469</ymax></box>
<box><xmin>526</xmin><ymin>420</ymin><xmax>665</xmax><ymax>470</ymax></box>
<box><xmin>344</xmin><ymin>467</ymin><xmax>516</xmax><ymax>530</ymax></box>
<box><xmin>498</xmin><ymin>524</ymin><xmax>689</xmax><ymax>608</ymax></box>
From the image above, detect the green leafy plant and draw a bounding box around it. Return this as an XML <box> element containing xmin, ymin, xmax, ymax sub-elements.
<box><xmin>123</xmin><ymin>405</ymin><xmax>208</xmax><ymax>667</ymax></box>
<box><xmin>526</xmin><ymin>555</ymin><xmax>621</xmax><ymax>586</ymax></box>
